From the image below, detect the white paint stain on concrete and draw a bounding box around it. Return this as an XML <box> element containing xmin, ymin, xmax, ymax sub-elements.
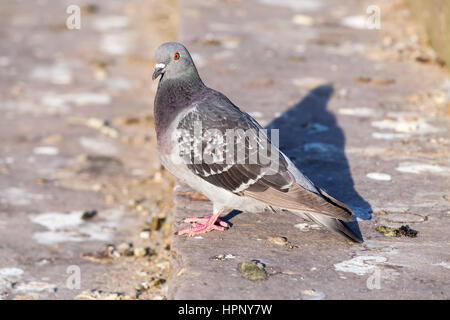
<box><xmin>106</xmin><ymin>77</ymin><xmax>131</xmax><ymax>90</ymax></box>
<box><xmin>1</xmin><ymin>99</ymin><xmax>70</xmax><ymax>115</ymax></box>
<box><xmin>30</xmin><ymin>63</ymin><xmax>72</xmax><ymax>85</ymax></box>
<box><xmin>372</xmin><ymin>205</ymin><xmax>409</xmax><ymax>213</ymax></box>
<box><xmin>396</xmin><ymin>162</ymin><xmax>448</xmax><ymax>174</ymax></box>
<box><xmin>32</xmin><ymin>231</ymin><xmax>87</xmax><ymax>244</ymax></box>
<box><xmin>12</xmin><ymin>281</ymin><xmax>57</xmax><ymax>295</ymax></box>
<box><xmin>372</xmin><ymin>132</ymin><xmax>411</xmax><ymax>139</ymax></box>
<box><xmin>79</xmin><ymin>137</ymin><xmax>118</xmax><ymax>155</ymax></box>
<box><xmin>0</xmin><ymin>157</ymin><xmax>14</xmax><ymax>165</ymax></box>
<box><xmin>33</xmin><ymin>146</ymin><xmax>59</xmax><ymax>156</ymax></box>
<box><xmin>221</xmin><ymin>38</ymin><xmax>241</xmax><ymax>50</ymax></box>
<box><xmin>0</xmin><ymin>268</ymin><xmax>24</xmax><ymax>278</ymax></box>
<box><xmin>294</xmin><ymin>223</ymin><xmax>321</xmax><ymax>231</ymax></box>
<box><xmin>0</xmin><ymin>268</ymin><xmax>24</xmax><ymax>296</ymax></box>
<box><xmin>31</xmin><ymin>211</ymin><xmax>83</xmax><ymax>230</ymax></box>
<box><xmin>259</xmin><ymin>0</ymin><xmax>322</xmax><ymax>10</ymax></box>
<box><xmin>100</xmin><ymin>33</ymin><xmax>133</xmax><ymax>55</ymax></box>
<box><xmin>1</xmin><ymin>188</ymin><xmax>30</xmax><ymax>206</ymax></box>
<box><xmin>337</xmin><ymin>88</ymin><xmax>349</xmax><ymax>97</ymax></box>
<box><xmin>334</xmin><ymin>256</ymin><xmax>387</xmax><ymax>275</ymax></box>
<box><xmin>433</xmin><ymin>262</ymin><xmax>450</xmax><ymax>269</ymax></box>
<box><xmin>366</xmin><ymin>172</ymin><xmax>391</xmax><ymax>181</ymax></box>
<box><xmin>42</xmin><ymin>93</ymin><xmax>111</xmax><ymax>110</ymax></box>
<box><xmin>371</xmin><ymin>118</ymin><xmax>439</xmax><ymax>134</ymax></box>
<box><xmin>30</xmin><ymin>209</ymin><xmax>122</xmax><ymax>245</ymax></box>
<box><xmin>341</xmin><ymin>15</ymin><xmax>367</xmax><ymax>29</ymax></box>
<box><xmin>0</xmin><ymin>188</ymin><xmax>47</xmax><ymax>206</ymax></box>
<box><xmin>346</xmin><ymin>147</ymin><xmax>390</xmax><ymax>156</ymax></box>
<box><xmin>294</xmin><ymin>223</ymin><xmax>309</xmax><ymax>231</ymax></box>
<box><xmin>92</xmin><ymin>16</ymin><xmax>129</xmax><ymax>31</ymax></box>
<box><xmin>293</xmin><ymin>77</ymin><xmax>328</xmax><ymax>89</ymax></box>
<box><xmin>249</xmin><ymin>111</ymin><xmax>263</xmax><ymax>118</ymax></box>
<box><xmin>338</xmin><ymin>107</ymin><xmax>377</xmax><ymax>117</ymax></box>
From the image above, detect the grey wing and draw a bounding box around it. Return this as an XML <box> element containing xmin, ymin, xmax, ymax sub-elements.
<box><xmin>176</xmin><ymin>98</ymin><xmax>354</xmax><ymax>221</ymax></box>
<box><xmin>176</xmin><ymin>100</ymin><xmax>291</xmax><ymax>192</ymax></box>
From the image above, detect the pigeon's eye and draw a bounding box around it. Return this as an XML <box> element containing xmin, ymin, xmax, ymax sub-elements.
<box><xmin>174</xmin><ymin>52</ymin><xmax>180</xmax><ymax>60</ymax></box>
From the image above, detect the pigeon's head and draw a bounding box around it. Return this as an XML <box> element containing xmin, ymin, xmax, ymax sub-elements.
<box><xmin>152</xmin><ymin>42</ymin><xmax>198</xmax><ymax>81</ymax></box>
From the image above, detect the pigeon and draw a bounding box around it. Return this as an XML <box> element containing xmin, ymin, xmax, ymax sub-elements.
<box><xmin>152</xmin><ymin>42</ymin><xmax>363</xmax><ymax>243</ymax></box>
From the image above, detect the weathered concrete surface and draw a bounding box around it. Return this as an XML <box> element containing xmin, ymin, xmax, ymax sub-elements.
<box><xmin>0</xmin><ymin>0</ymin><xmax>176</xmax><ymax>299</ymax></box>
<box><xmin>168</xmin><ymin>0</ymin><xmax>450</xmax><ymax>299</ymax></box>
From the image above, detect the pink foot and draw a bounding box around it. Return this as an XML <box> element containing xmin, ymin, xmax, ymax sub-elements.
<box><xmin>178</xmin><ymin>210</ymin><xmax>228</xmax><ymax>236</ymax></box>
<box><xmin>183</xmin><ymin>216</ymin><xmax>229</xmax><ymax>228</ymax></box>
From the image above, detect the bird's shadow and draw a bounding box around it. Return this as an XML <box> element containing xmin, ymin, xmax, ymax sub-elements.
<box><xmin>223</xmin><ymin>85</ymin><xmax>372</xmax><ymax>239</ymax></box>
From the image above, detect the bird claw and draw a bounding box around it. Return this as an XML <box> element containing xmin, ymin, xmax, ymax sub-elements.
<box><xmin>183</xmin><ymin>216</ymin><xmax>229</xmax><ymax>228</ymax></box>
<box><xmin>178</xmin><ymin>213</ymin><xmax>228</xmax><ymax>236</ymax></box>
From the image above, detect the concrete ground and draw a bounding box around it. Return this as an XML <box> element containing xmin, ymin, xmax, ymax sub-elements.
<box><xmin>0</xmin><ymin>0</ymin><xmax>176</xmax><ymax>300</ymax></box>
<box><xmin>169</xmin><ymin>0</ymin><xmax>450</xmax><ymax>299</ymax></box>
<box><xmin>1</xmin><ymin>0</ymin><xmax>449</xmax><ymax>300</ymax></box>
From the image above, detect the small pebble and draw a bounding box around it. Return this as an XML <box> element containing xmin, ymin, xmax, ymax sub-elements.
<box><xmin>104</xmin><ymin>244</ymin><xmax>120</xmax><ymax>258</ymax></box>
<box><xmin>267</xmin><ymin>236</ymin><xmax>297</xmax><ymax>249</ymax></box>
<box><xmin>91</xmin><ymin>184</ymin><xmax>103</xmax><ymax>191</ymax></box>
<box><xmin>267</xmin><ymin>236</ymin><xmax>288</xmax><ymax>246</ymax></box>
<box><xmin>152</xmin><ymin>171</ymin><xmax>163</xmax><ymax>183</ymax></box>
<box><xmin>117</xmin><ymin>242</ymin><xmax>134</xmax><ymax>256</ymax></box>
<box><xmin>128</xmin><ymin>199</ymin><xmax>140</xmax><ymax>208</ymax></box>
<box><xmin>212</xmin><ymin>253</ymin><xmax>236</xmax><ymax>260</ymax></box>
<box><xmin>133</xmin><ymin>247</ymin><xmax>148</xmax><ymax>258</ymax></box>
<box><xmin>81</xmin><ymin>210</ymin><xmax>97</xmax><ymax>220</ymax></box>
<box><xmin>140</xmin><ymin>231</ymin><xmax>151</xmax><ymax>239</ymax></box>
<box><xmin>292</xmin><ymin>14</ymin><xmax>315</xmax><ymax>26</ymax></box>
<box><xmin>150</xmin><ymin>216</ymin><xmax>165</xmax><ymax>231</ymax></box>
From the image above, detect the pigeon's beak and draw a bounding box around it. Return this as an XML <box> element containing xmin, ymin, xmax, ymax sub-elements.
<box><xmin>152</xmin><ymin>63</ymin><xmax>166</xmax><ymax>80</ymax></box>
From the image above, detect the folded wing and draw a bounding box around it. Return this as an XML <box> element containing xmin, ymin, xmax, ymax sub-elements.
<box><xmin>176</xmin><ymin>93</ymin><xmax>354</xmax><ymax>222</ymax></box>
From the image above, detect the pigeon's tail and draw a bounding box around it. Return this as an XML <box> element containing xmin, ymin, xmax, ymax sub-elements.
<box><xmin>287</xmin><ymin>186</ymin><xmax>364</xmax><ymax>243</ymax></box>
<box><xmin>301</xmin><ymin>212</ymin><xmax>363</xmax><ymax>243</ymax></box>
